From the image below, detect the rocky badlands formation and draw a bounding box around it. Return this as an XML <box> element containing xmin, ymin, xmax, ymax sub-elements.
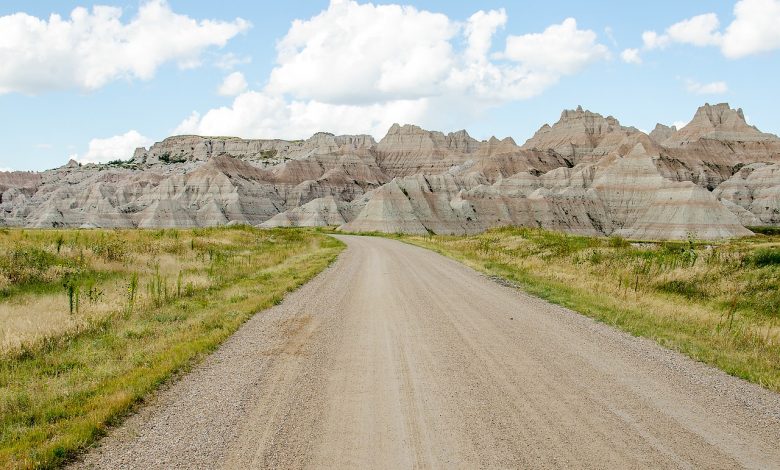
<box><xmin>1</xmin><ymin>103</ymin><xmax>778</xmax><ymax>239</ymax></box>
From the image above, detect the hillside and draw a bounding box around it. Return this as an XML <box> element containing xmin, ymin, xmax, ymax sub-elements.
<box><xmin>2</xmin><ymin>103</ymin><xmax>778</xmax><ymax>239</ymax></box>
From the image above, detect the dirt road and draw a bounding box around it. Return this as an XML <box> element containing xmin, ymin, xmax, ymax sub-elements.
<box><xmin>76</xmin><ymin>235</ymin><xmax>780</xmax><ymax>469</ymax></box>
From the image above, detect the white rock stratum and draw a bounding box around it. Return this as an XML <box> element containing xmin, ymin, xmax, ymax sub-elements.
<box><xmin>2</xmin><ymin>103</ymin><xmax>778</xmax><ymax>239</ymax></box>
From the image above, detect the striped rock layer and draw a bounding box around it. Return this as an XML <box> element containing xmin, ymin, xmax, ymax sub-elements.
<box><xmin>2</xmin><ymin>103</ymin><xmax>778</xmax><ymax>240</ymax></box>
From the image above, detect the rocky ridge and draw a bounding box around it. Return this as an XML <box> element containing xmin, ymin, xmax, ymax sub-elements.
<box><xmin>2</xmin><ymin>103</ymin><xmax>778</xmax><ymax>239</ymax></box>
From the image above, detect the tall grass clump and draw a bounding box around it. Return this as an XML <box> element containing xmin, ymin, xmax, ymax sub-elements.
<box><xmin>127</xmin><ymin>273</ymin><xmax>138</xmax><ymax>314</ymax></box>
<box><xmin>63</xmin><ymin>277</ymin><xmax>79</xmax><ymax>315</ymax></box>
<box><xmin>748</xmin><ymin>247</ymin><xmax>780</xmax><ymax>267</ymax></box>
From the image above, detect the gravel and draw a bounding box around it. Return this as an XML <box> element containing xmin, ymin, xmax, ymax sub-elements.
<box><xmin>74</xmin><ymin>235</ymin><xmax>780</xmax><ymax>469</ymax></box>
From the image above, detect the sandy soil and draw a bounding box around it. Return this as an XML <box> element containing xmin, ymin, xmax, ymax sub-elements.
<box><xmin>74</xmin><ymin>235</ymin><xmax>780</xmax><ymax>469</ymax></box>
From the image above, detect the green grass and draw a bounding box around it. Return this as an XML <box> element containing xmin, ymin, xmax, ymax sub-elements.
<box><xmin>366</xmin><ymin>227</ymin><xmax>780</xmax><ymax>393</ymax></box>
<box><xmin>748</xmin><ymin>226</ymin><xmax>780</xmax><ymax>236</ymax></box>
<box><xmin>0</xmin><ymin>227</ymin><xmax>344</xmax><ymax>469</ymax></box>
<box><xmin>749</xmin><ymin>247</ymin><xmax>780</xmax><ymax>267</ymax></box>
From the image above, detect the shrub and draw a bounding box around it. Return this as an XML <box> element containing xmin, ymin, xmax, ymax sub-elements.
<box><xmin>0</xmin><ymin>248</ymin><xmax>65</xmax><ymax>285</ymax></box>
<box><xmin>158</xmin><ymin>152</ymin><xmax>186</xmax><ymax>164</ymax></box>
<box><xmin>747</xmin><ymin>226</ymin><xmax>780</xmax><ymax>236</ymax></box>
<box><xmin>608</xmin><ymin>235</ymin><xmax>630</xmax><ymax>248</ymax></box>
<box><xmin>587</xmin><ymin>250</ymin><xmax>604</xmax><ymax>265</ymax></box>
<box><xmin>654</xmin><ymin>278</ymin><xmax>707</xmax><ymax>299</ymax></box>
<box><xmin>90</xmin><ymin>237</ymin><xmax>127</xmax><ymax>262</ymax></box>
<box><xmin>749</xmin><ymin>248</ymin><xmax>780</xmax><ymax>267</ymax></box>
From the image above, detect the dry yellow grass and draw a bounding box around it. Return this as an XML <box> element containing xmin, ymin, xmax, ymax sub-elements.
<box><xmin>385</xmin><ymin>227</ymin><xmax>780</xmax><ymax>391</ymax></box>
<box><xmin>0</xmin><ymin>228</ymin><xmax>268</xmax><ymax>349</ymax></box>
<box><xmin>0</xmin><ymin>227</ymin><xmax>344</xmax><ymax>469</ymax></box>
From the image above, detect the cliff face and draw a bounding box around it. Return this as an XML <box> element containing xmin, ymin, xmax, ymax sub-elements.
<box><xmin>520</xmin><ymin>105</ymin><xmax>646</xmax><ymax>165</ymax></box>
<box><xmin>649</xmin><ymin>123</ymin><xmax>677</xmax><ymax>144</ymax></box>
<box><xmin>2</xmin><ymin>103</ymin><xmax>778</xmax><ymax>239</ymax></box>
<box><xmin>653</xmin><ymin>104</ymin><xmax>780</xmax><ymax>191</ymax></box>
<box><xmin>662</xmin><ymin>103</ymin><xmax>770</xmax><ymax>146</ymax></box>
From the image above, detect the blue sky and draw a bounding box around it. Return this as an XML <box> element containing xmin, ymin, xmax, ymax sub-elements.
<box><xmin>1</xmin><ymin>0</ymin><xmax>779</xmax><ymax>171</ymax></box>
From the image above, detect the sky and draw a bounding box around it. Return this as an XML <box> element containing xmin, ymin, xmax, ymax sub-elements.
<box><xmin>1</xmin><ymin>0</ymin><xmax>779</xmax><ymax>171</ymax></box>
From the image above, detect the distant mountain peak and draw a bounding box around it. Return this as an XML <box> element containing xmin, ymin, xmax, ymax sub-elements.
<box><xmin>664</xmin><ymin>102</ymin><xmax>774</xmax><ymax>147</ymax></box>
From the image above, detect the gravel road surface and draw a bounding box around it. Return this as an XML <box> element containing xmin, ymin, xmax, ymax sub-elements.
<box><xmin>75</xmin><ymin>235</ymin><xmax>780</xmax><ymax>469</ymax></box>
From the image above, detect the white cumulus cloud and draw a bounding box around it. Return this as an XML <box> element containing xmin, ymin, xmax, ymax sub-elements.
<box><xmin>503</xmin><ymin>18</ymin><xmax>609</xmax><ymax>75</ymax></box>
<box><xmin>642</xmin><ymin>13</ymin><xmax>722</xmax><ymax>49</ymax></box>
<box><xmin>78</xmin><ymin>130</ymin><xmax>151</xmax><ymax>164</ymax></box>
<box><xmin>217</xmin><ymin>71</ymin><xmax>248</xmax><ymax>96</ymax></box>
<box><xmin>620</xmin><ymin>48</ymin><xmax>642</xmax><ymax>64</ymax></box>
<box><xmin>722</xmin><ymin>0</ymin><xmax>780</xmax><ymax>58</ymax></box>
<box><xmin>640</xmin><ymin>0</ymin><xmax>780</xmax><ymax>58</ymax></box>
<box><xmin>643</xmin><ymin>13</ymin><xmax>721</xmax><ymax>50</ymax></box>
<box><xmin>685</xmin><ymin>79</ymin><xmax>728</xmax><ymax>95</ymax></box>
<box><xmin>464</xmin><ymin>9</ymin><xmax>507</xmax><ymax>63</ymax></box>
<box><xmin>178</xmin><ymin>1</ymin><xmax>609</xmax><ymax>139</ymax></box>
<box><xmin>266</xmin><ymin>1</ymin><xmax>457</xmax><ymax>103</ymax></box>
<box><xmin>668</xmin><ymin>13</ymin><xmax>722</xmax><ymax>47</ymax></box>
<box><xmin>0</xmin><ymin>0</ymin><xmax>250</xmax><ymax>94</ymax></box>
<box><xmin>641</xmin><ymin>31</ymin><xmax>668</xmax><ymax>50</ymax></box>
<box><xmin>175</xmin><ymin>92</ymin><xmax>429</xmax><ymax>139</ymax></box>
<box><xmin>214</xmin><ymin>52</ymin><xmax>252</xmax><ymax>70</ymax></box>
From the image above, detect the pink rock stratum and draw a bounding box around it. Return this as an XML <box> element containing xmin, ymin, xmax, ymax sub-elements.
<box><xmin>2</xmin><ymin>103</ymin><xmax>778</xmax><ymax>239</ymax></box>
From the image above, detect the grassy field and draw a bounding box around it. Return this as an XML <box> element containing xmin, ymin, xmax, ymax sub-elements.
<box><xmin>0</xmin><ymin>227</ymin><xmax>343</xmax><ymax>469</ymax></box>
<box><xmin>383</xmin><ymin>227</ymin><xmax>780</xmax><ymax>392</ymax></box>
